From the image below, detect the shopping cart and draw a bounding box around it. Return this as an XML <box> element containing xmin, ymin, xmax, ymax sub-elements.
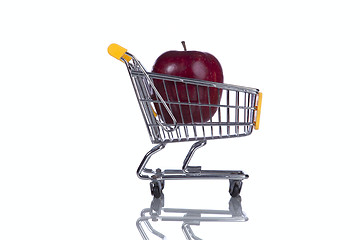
<box><xmin>108</xmin><ymin>43</ymin><xmax>262</xmax><ymax>198</ymax></box>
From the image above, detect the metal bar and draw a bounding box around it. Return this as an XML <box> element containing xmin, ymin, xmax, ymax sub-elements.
<box><xmin>182</xmin><ymin>140</ymin><xmax>206</xmax><ymax>173</ymax></box>
<box><xmin>147</xmin><ymin>122</ymin><xmax>254</xmax><ymax>127</ymax></box>
<box><xmin>226</xmin><ymin>90</ymin><xmax>230</xmax><ymax>136</ymax></box>
<box><xmin>235</xmin><ymin>91</ymin><xmax>240</xmax><ymax>135</ymax></box>
<box><xmin>131</xmin><ymin>71</ymin><xmax>260</xmax><ymax>94</ymax></box>
<box><xmin>151</xmin><ymin>133</ymin><xmax>251</xmax><ymax>144</ymax></box>
<box><xmin>244</xmin><ymin>92</ymin><xmax>248</xmax><ymax>135</ymax></box>
<box><xmin>218</xmin><ymin>88</ymin><xmax>222</xmax><ymax>137</ymax></box>
<box><xmin>184</xmin><ymin>83</ymin><xmax>197</xmax><ymax>139</ymax></box>
<box><xmin>137</xmin><ymin>143</ymin><xmax>166</xmax><ymax>180</ymax></box>
<box><xmin>139</xmin><ymin>99</ymin><xmax>256</xmax><ymax>110</ymax></box>
<box><xmin>196</xmin><ymin>85</ymin><xmax>206</xmax><ymax>138</ymax></box>
<box><xmin>174</xmin><ymin>81</ymin><xmax>185</xmax><ymax>138</ymax></box>
<box><xmin>207</xmin><ymin>86</ymin><xmax>214</xmax><ymax>139</ymax></box>
<box><xmin>160</xmin><ymin>169</ymin><xmax>249</xmax><ymax>180</ymax></box>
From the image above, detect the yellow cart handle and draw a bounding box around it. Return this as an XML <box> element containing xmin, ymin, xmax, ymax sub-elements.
<box><xmin>108</xmin><ymin>43</ymin><xmax>132</xmax><ymax>63</ymax></box>
<box><xmin>107</xmin><ymin>43</ymin><xmax>158</xmax><ymax>119</ymax></box>
<box><xmin>254</xmin><ymin>92</ymin><xmax>262</xmax><ymax>130</ymax></box>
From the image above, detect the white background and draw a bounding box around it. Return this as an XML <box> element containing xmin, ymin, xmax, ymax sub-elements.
<box><xmin>1</xmin><ymin>0</ymin><xmax>359</xmax><ymax>239</ymax></box>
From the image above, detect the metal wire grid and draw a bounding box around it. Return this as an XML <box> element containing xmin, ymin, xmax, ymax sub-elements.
<box><xmin>124</xmin><ymin>54</ymin><xmax>259</xmax><ymax>144</ymax></box>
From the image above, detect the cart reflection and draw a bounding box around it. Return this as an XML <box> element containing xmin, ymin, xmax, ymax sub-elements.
<box><xmin>136</xmin><ymin>194</ymin><xmax>248</xmax><ymax>239</ymax></box>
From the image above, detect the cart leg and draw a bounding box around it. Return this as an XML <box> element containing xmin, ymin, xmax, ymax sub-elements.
<box><xmin>182</xmin><ymin>140</ymin><xmax>207</xmax><ymax>173</ymax></box>
<box><xmin>137</xmin><ymin>143</ymin><xmax>166</xmax><ymax>180</ymax></box>
<box><xmin>137</xmin><ymin>144</ymin><xmax>167</xmax><ymax>198</ymax></box>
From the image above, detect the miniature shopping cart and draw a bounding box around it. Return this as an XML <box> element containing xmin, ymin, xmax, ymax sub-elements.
<box><xmin>108</xmin><ymin>43</ymin><xmax>262</xmax><ymax>198</ymax></box>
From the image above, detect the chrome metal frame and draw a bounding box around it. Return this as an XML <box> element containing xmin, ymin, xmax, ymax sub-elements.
<box><xmin>137</xmin><ymin>140</ymin><xmax>249</xmax><ymax>182</ymax></box>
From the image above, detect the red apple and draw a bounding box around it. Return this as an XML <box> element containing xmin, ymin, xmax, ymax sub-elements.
<box><xmin>152</xmin><ymin>42</ymin><xmax>223</xmax><ymax>124</ymax></box>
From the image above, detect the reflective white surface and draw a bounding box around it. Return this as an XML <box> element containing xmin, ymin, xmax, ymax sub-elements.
<box><xmin>1</xmin><ymin>0</ymin><xmax>360</xmax><ymax>239</ymax></box>
<box><xmin>137</xmin><ymin>194</ymin><xmax>247</xmax><ymax>239</ymax></box>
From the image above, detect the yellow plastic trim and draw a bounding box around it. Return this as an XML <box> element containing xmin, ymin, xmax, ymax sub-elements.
<box><xmin>254</xmin><ymin>92</ymin><xmax>262</xmax><ymax>130</ymax></box>
<box><xmin>107</xmin><ymin>43</ymin><xmax>132</xmax><ymax>63</ymax></box>
<box><xmin>151</xmin><ymin>106</ymin><xmax>158</xmax><ymax>117</ymax></box>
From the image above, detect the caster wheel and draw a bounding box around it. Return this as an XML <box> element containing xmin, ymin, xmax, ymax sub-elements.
<box><xmin>150</xmin><ymin>181</ymin><xmax>163</xmax><ymax>198</ymax></box>
<box><xmin>229</xmin><ymin>180</ymin><xmax>242</xmax><ymax>197</ymax></box>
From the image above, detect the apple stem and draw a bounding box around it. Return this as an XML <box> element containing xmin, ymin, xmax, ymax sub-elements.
<box><xmin>181</xmin><ymin>41</ymin><xmax>187</xmax><ymax>51</ymax></box>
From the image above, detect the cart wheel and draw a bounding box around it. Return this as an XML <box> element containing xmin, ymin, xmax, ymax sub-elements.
<box><xmin>150</xmin><ymin>181</ymin><xmax>163</xmax><ymax>198</ymax></box>
<box><xmin>229</xmin><ymin>180</ymin><xmax>242</xmax><ymax>197</ymax></box>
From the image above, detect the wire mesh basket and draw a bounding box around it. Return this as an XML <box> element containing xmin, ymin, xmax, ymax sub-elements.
<box><xmin>108</xmin><ymin>43</ymin><xmax>262</xmax><ymax>198</ymax></box>
<box><xmin>108</xmin><ymin>43</ymin><xmax>262</xmax><ymax>144</ymax></box>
